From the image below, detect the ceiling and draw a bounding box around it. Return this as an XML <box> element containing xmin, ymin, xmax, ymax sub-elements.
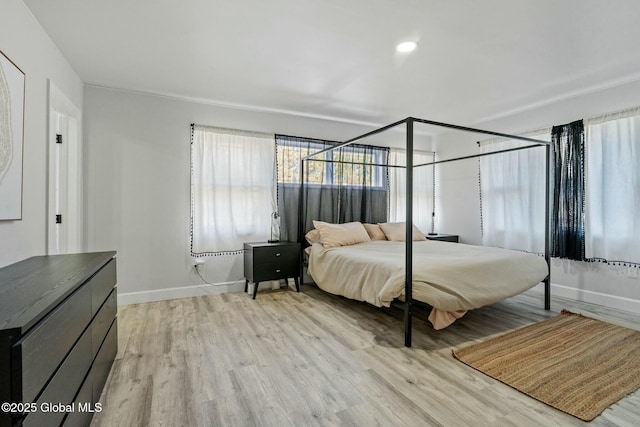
<box><xmin>24</xmin><ymin>0</ymin><xmax>640</xmax><ymax>127</ymax></box>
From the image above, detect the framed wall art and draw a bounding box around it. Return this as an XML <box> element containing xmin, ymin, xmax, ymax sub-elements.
<box><xmin>0</xmin><ymin>50</ymin><xmax>25</xmax><ymax>221</ymax></box>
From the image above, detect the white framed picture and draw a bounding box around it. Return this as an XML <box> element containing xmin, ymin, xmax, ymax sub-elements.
<box><xmin>0</xmin><ymin>49</ymin><xmax>25</xmax><ymax>221</ymax></box>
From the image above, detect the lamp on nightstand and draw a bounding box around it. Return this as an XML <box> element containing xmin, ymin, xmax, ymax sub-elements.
<box><xmin>268</xmin><ymin>211</ymin><xmax>280</xmax><ymax>243</ymax></box>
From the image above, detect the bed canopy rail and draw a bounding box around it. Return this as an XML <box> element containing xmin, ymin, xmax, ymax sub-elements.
<box><xmin>299</xmin><ymin>117</ymin><xmax>553</xmax><ymax>347</ymax></box>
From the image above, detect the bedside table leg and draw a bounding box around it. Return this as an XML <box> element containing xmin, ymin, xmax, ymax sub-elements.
<box><xmin>244</xmin><ymin>279</ymin><xmax>248</xmax><ymax>293</ymax></box>
<box><xmin>294</xmin><ymin>277</ymin><xmax>300</xmax><ymax>292</ymax></box>
<box><xmin>252</xmin><ymin>281</ymin><xmax>260</xmax><ymax>299</ymax></box>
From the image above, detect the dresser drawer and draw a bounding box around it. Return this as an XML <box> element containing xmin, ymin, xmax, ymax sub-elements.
<box><xmin>92</xmin><ymin>288</ymin><xmax>117</xmax><ymax>358</ymax></box>
<box><xmin>22</xmin><ymin>328</ymin><xmax>92</xmax><ymax>427</ymax></box>
<box><xmin>61</xmin><ymin>371</ymin><xmax>93</xmax><ymax>427</ymax></box>
<box><xmin>91</xmin><ymin>259</ymin><xmax>116</xmax><ymax>317</ymax></box>
<box><xmin>13</xmin><ymin>284</ymin><xmax>92</xmax><ymax>404</ymax></box>
<box><xmin>92</xmin><ymin>319</ymin><xmax>117</xmax><ymax>402</ymax></box>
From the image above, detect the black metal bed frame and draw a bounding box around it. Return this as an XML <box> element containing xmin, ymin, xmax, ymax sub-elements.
<box><xmin>298</xmin><ymin>117</ymin><xmax>552</xmax><ymax>347</ymax></box>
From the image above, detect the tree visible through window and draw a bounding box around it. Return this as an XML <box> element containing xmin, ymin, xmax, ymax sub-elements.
<box><xmin>277</xmin><ymin>139</ymin><xmax>385</xmax><ymax>188</ymax></box>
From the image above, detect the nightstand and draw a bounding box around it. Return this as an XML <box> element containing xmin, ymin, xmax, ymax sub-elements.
<box><xmin>426</xmin><ymin>233</ymin><xmax>459</xmax><ymax>243</ymax></box>
<box><xmin>243</xmin><ymin>242</ymin><xmax>301</xmax><ymax>299</ymax></box>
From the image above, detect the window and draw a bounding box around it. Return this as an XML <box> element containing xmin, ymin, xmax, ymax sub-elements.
<box><xmin>275</xmin><ymin>135</ymin><xmax>389</xmax><ymax>242</ymax></box>
<box><xmin>585</xmin><ymin>109</ymin><xmax>640</xmax><ymax>265</ymax></box>
<box><xmin>478</xmin><ymin>108</ymin><xmax>640</xmax><ymax>266</ymax></box>
<box><xmin>277</xmin><ymin>138</ymin><xmax>386</xmax><ymax>188</ymax></box>
<box><xmin>388</xmin><ymin>148</ymin><xmax>435</xmax><ymax>233</ymax></box>
<box><xmin>190</xmin><ymin>125</ymin><xmax>275</xmax><ymax>256</ymax></box>
<box><xmin>479</xmin><ymin>131</ymin><xmax>549</xmax><ymax>253</ymax></box>
<box><xmin>277</xmin><ymin>139</ymin><xmax>327</xmax><ymax>185</ymax></box>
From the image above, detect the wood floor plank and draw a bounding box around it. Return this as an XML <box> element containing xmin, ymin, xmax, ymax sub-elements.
<box><xmin>354</xmin><ymin>345</ymin><xmax>503</xmax><ymax>426</ymax></box>
<box><xmin>343</xmin><ymin>369</ymin><xmax>445</xmax><ymax>426</ymax></box>
<box><xmin>335</xmin><ymin>400</ymin><xmax>409</xmax><ymax>427</ymax></box>
<box><xmin>92</xmin><ymin>285</ymin><xmax>640</xmax><ymax>427</ymax></box>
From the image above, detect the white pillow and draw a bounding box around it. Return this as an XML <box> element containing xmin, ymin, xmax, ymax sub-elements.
<box><xmin>312</xmin><ymin>221</ymin><xmax>371</xmax><ymax>248</ymax></box>
<box><xmin>378</xmin><ymin>222</ymin><xmax>427</xmax><ymax>242</ymax></box>
<box><xmin>305</xmin><ymin>229</ymin><xmax>322</xmax><ymax>245</ymax></box>
<box><xmin>363</xmin><ymin>223</ymin><xmax>387</xmax><ymax>241</ymax></box>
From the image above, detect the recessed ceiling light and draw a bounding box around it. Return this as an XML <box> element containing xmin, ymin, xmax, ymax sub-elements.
<box><xmin>396</xmin><ymin>41</ymin><xmax>418</xmax><ymax>53</ymax></box>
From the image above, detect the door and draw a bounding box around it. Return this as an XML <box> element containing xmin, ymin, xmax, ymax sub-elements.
<box><xmin>48</xmin><ymin>82</ymin><xmax>82</xmax><ymax>254</ymax></box>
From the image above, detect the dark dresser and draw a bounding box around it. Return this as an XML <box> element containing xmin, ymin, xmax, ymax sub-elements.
<box><xmin>244</xmin><ymin>242</ymin><xmax>301</xmax><ymax>299</ymax></box>
<box><xmin>0</xmin><ymin>252</ymin><xmax>117</xmax><ymax>427</ymax></box>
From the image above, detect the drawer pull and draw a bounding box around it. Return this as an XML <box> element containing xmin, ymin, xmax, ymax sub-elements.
<box><xmin>276</xmin><ymin>269</ymin><xmax>281</xmax><ymax>273</ymax></box>
<box><xmin>275</xmin><ymin>253</ymin><xmax>281</xmax><ymax>257</ymax></box>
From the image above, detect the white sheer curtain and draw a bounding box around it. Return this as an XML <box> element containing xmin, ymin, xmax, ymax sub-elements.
<box><xmin>191</xmin><ymin>125</ymin><xmax>275</xmax><ymax>255</ymax></box>
<box><xmin>388</xmin><ymin>149</ymin><xmax>434</xmax><ymax>233</ymax></box>
<box><xmin>479</xmin><ymin>132</ymin><xmax>549</xmax><ymax>253</ymax></box>
<box><xmin>585</xmin><ymin>108</ymin><xmax>640</xmax><ymax>264</ymax></box>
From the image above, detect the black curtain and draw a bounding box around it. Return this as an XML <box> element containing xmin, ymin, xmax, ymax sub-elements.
<box><xmin>276</xmin><ymin>135</ymin><xmax>389</xmax><ymax>244</ymax></box>
<box><xmin>551</xmin><ymin>120</ymin><xmax>585</xmax><ymax>260</ymax></box>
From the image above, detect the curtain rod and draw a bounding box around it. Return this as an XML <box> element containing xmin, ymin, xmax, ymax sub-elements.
<box><xmin>275</xmin><ymin>134</ymin><xmax>341</xmax><ymax>145</ymax></box>
<box><xmin>585</xmin><ymin>105</ymin><xmax>640</xmax><ymax>126</ymax></box>
<box><xmin>191</xmin><ymin>123</ymin><xmax>273</xmax><ymax>138</ymax></box>
<box><xmin>478</xmin><ymin>104</ymin><xmax>640</xmax><ymax>145</ymax></box>
<box><xmin>276</xmin><ymin>134</ymin><xmax>396</xmax><ymax>153</ymax></box>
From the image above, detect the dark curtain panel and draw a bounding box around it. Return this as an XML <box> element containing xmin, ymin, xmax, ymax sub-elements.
<box><xmin>276</xmin><ymin>135</ymin><xmax>389</xmax><ymax>244</ymax></box>
<box><xmin>551</xmin><ymin>120</ymin><xmax>585</xmax><ymax>260</ymax></box>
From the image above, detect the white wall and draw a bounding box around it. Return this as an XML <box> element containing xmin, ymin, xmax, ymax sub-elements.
<box><xmin>83</xmin><ymin>86</ymin><xmax>432</xmax><ymax>304</ymax></box>
<box><xmin>84</xmin><ymin>82</ymin><xmax>640</xmax><ymax>312</ymax></box>
<box><xmin>435</xmin><ymin>78</ymin><xmax>640</xmax><ymax>314</ymax></box>
<box><xmin>0</xmin><ymin>0</ymin><xmax>84</xmax><ymax>267</ymax></box>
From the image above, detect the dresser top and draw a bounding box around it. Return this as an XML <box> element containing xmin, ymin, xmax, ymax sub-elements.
<box><xmin>0</xmin><ymin>251</ymin><xmax>116</xmax><ymax>336</ymax></box>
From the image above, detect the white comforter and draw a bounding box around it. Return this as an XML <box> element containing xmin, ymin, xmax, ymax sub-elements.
<box><xmin>308</xmin><ymin>240</ymin><xmax>548</xmax><ymax>328</ymax></box>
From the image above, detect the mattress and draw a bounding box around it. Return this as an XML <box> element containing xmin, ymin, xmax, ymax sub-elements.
<box><xmin>307</xmin><ymin>240</ymin><xmax>548</xmax><ymax>328</ymax></box>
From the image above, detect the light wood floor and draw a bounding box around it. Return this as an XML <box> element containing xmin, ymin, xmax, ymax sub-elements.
<box><xmin>91</xmin><ymin>285</ymin><xmax>640</xmax><ymax>427</ymax></box>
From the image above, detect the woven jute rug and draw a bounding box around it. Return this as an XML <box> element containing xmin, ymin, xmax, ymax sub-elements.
<box><xmin>452</xmin><ymin>310</ymin><xmax>640</xmax><ymax>421</ymax></box>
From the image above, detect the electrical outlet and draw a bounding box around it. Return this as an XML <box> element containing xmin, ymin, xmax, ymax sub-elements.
<box><xmin>193</xmin><ymin>258</ymin><xmax>205</xmax><ymax>267</ymax></box>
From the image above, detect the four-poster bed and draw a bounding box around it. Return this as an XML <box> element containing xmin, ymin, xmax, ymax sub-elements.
<box><xmin>298</xmin><ymin>117</ymin><xmax>552</xmax><ymax>347</ymax></box>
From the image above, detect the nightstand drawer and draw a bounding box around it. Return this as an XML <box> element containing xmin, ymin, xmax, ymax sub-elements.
<box><xmin>253</xmin><ymin>245</ymin><xmax>298</xmax><ymax>266</ymax></box>
<box><xmin>253</xmin><ymin>262</ymin><xmax>299</xmax><ymax>281</ymax></box>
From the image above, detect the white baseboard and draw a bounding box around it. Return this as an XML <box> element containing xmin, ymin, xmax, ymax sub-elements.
<box><xmin>117</xmin><ymin>280</ymin><xmax>284</xmax><ymax>306</ymax></box>
<box><xmin>118</xmin><ymin>281</ymin><xmax>245</xmax><ymax>305</ymax></box>
<box><xmin>539</xmin><ymin>282</ymin><xmax>640</xmax><ymax>315</ymax></box>
<box><xmin>119</xmin><ymin>280</ymin><xmax>640</xmax><ymax>315</ymax></box>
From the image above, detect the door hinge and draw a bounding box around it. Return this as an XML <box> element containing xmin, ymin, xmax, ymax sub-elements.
<box><xmin>56</xmin><ymin>134</ymin><xmax>63</xmax><ymax>144</ymax></box>
<box><xmin>55</xmin><ymin>214</ymin><xmax>62</xmax><ymax>224</ymax></box>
